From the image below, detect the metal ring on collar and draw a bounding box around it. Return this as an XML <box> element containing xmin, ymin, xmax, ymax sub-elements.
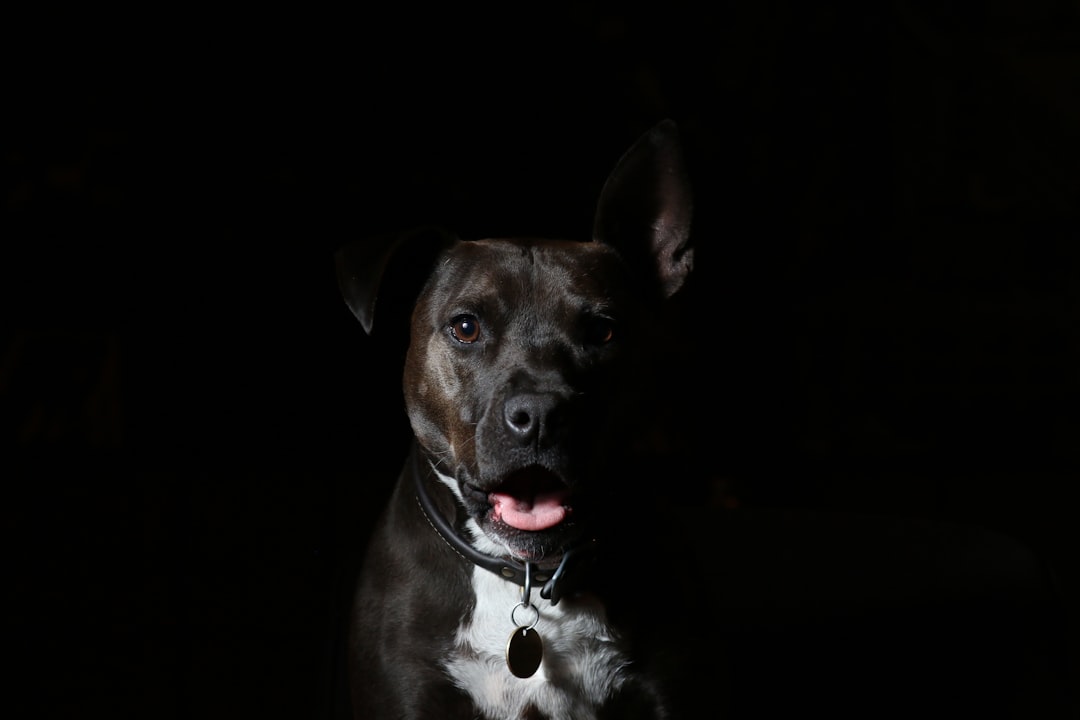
<box><xmin>510</xmin><ymin>601</ymin><xmax>540</xmax><ymax>630</ymax></box>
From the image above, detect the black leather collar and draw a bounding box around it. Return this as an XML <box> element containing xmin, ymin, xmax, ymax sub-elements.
<box><xmin>411</xmin><ymin>447</ymin><xmax>595</xmax><ymax>606</ymax></box>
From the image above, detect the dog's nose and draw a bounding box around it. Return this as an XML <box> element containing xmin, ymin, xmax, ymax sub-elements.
<box><xmin>504</xmin><ymin>393</ymin><xmax>561</xmax><ymax>446</ymax></box>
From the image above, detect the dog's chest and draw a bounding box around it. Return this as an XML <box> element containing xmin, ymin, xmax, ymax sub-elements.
<box><xmin>444</xmin><ymin>567</ymin><xmax>630</xmax><ymax>720</ymax></box>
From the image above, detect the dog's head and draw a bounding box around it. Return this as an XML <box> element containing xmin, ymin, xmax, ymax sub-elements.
<box><xmin>336</xmin><ymin>120</ymin><xmax>693</xmax><ymax>566</ymax></box>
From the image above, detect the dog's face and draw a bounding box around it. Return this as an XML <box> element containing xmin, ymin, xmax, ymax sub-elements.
<box><xmin>404</xmin><ymin>238</ymin><xmax>643</xmax><ymax>562</ymax></box>
<box><xmin>336</xmin><ymin>119</ymin><xmax>694</xmax><ymax>567</ymax></box>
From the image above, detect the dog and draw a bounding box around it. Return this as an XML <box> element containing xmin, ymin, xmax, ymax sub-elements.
<box><xmin>334</xmin><ymin>120</ymin><xmax>704</xmax><ymax>719</ymax></box>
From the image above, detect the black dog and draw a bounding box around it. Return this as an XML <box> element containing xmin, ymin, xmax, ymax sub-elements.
<box><xmin>335</xmin><ymin>120</ymin><xmax>701</xmax><ymax>719</ymax></box>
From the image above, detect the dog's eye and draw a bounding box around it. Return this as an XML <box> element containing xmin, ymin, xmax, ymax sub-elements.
<box><xmin>449</xmin><ymin>315</ymin><xmax>482</xmax><ymax>343</ymax></box>
<box><xmin>583</xmin><ymin>316</ymin><xmax>616</xmax><ymax>345</ymax></box>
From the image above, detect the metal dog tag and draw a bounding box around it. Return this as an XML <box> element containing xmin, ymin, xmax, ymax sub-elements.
<box><xmin>506</xmin><ymin>626</ymin><xmax>543</xmax><ymax>678</ymax></box>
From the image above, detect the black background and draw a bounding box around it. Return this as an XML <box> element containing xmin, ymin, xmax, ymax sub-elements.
<box><xmin>4</xmin><ymin>3</ymin><xmax>1079</xmax><ymax>717</ymax></box>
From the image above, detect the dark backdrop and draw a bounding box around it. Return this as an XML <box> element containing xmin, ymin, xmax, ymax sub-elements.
<box><xmin>4</xmin><ymin>3</ymin><xmax>1078</xmax><ymax>717</ymax></box>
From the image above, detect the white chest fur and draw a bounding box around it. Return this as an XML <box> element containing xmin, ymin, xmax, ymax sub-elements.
<box><xmin>443</xmin><ymin>565</ymin><xmax>631</xmax><ymax>720</ymax></box>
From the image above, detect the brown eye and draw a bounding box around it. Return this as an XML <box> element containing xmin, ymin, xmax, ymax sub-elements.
<box><xmin>584</xmin><ymin>316</ymin><xmax>616</xmax><ymax>345</ymax></box>
<box><xmin>450</xmin><ymin>315</ymin><xmax>481</xmax><ymax>343</ymax></box>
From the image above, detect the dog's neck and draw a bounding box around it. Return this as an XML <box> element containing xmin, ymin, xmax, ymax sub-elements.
<box><xmin>411</xmin><ymin>446</ymin><xmax>596</xmax><ymax>606</ymax></box>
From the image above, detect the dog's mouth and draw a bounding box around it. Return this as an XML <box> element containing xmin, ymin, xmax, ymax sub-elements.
<box><xmin>468</xmin><ymin>466</ymin><xmax>572</xmax><ymax>532</ymax></box>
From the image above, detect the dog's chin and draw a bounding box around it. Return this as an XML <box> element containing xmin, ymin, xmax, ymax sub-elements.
<box><xmin>478</xmin><ymin>518</ymin><xmax>583</xmax><ymax>565</ymax></box>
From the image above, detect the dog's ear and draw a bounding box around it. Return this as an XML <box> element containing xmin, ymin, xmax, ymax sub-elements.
<box><xmin>592</xmin><ymin>119</ymin><xmax>694</xmax><ymax>299</ymax></box>
<box><xmin>335</xmin><ymin>226</ymin><xmax>456</xmax><ymax>335</ymax></box>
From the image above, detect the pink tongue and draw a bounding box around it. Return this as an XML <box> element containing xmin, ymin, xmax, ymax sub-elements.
<box><xmin>490</xmin><ymin>488</ymin><xmax>569</xmax><ymax>531</ymax></box>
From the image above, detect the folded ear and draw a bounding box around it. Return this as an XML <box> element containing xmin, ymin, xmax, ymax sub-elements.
<box><xmin>592</xmin><ymin>119</ymin><xmax>694</xmax><ymax>299</ymax></box>
<box><xmin>334</xmin><ymin>226</ymin><xmax>456</xmax><ymax>335</ymax></box>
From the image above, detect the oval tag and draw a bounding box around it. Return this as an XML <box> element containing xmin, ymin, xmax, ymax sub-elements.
<box><xmin>506</xmin><ymin>626</ymin><xmax>543</xmax><ymax>678</ymax></box>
